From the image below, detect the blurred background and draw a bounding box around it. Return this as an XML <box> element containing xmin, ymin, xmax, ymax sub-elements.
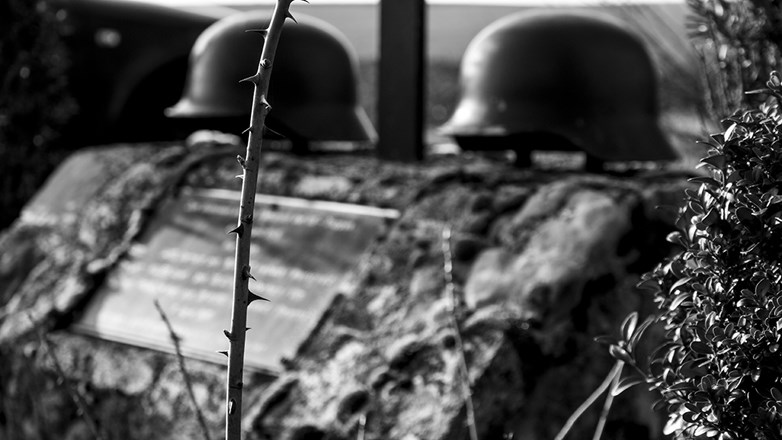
<box><xmin>1</xmin><ymin>0</ymin><xmax>775</xmax><ymax>230</ymax></box>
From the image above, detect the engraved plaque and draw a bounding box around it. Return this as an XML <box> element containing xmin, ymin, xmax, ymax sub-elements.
<box><xmin>73</xmin><ymin>188</ymin><xmax>398</xmax><ymax>374</ymax></box>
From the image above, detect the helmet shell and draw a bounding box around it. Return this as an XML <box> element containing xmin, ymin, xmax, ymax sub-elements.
<box><xmin>166</xmin><ymin>11</ymin><xmax>376</xmax><ymax>143</ymax></box>
<box><xmin>439</xmin><ymin>10</ymin><xmax>676</xmax><ymax>162</ymax></box>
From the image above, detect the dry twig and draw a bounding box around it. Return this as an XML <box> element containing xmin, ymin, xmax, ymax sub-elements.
<box><xmin>442</xmin><ymin>226</ymin><xmax>479</xmax><ymax>440</ymax></box>
<box><xmin>34</xmin><ymin>325</ymin><xmax>105</xmax><ymax>440</ymax></box>
<box><xmin>154</xmin><ymin>299</ymin><xmax>212</xmax><ymax>440</ymax></box>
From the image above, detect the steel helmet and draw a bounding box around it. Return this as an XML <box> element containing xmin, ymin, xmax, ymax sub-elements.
<box><xmin>166</xmin><ymin>10</ymin><xmax>376</xmax><ymax>144</ymax></box>
<box><xmin>438</xmin><ymin>10</ymin><xmax>677</xmax><ymax>163</ymax></box>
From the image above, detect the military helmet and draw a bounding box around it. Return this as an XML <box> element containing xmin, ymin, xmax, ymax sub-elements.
<box><xmin>166</xmin><ymin>10</ymin><xmax>376</xmax><ymax>143</ymax></box>
<box><xmin>438</xmin><ymin>10</ymin><xmax>677</xmax><ymax>163</ymax></box>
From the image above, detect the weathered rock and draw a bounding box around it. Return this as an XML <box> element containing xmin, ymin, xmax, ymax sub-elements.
<box><xmin>242</xmin><ymin>172</ymin><xmax>685</xmax><ymax>440</ymax></box>
<box><xmin>0</xmin><ymin>139</ymin><xmax>695</xmax><ymax>440</ymax></box>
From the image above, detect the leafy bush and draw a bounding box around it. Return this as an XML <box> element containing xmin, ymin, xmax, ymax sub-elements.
<box><xmin>625</xmin><ymin>72</ymin><xmax>782</xmax><ymax>440</ymax></box>
<box><xmin>687</xmin><ymin>0</ymin><xmax>782</xmax><ymax>119</ymax></box>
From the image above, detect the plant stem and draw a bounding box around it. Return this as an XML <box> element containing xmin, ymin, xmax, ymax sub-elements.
<box><xmin>225</xmin><ymin>1</ymin><xmax>297</xmax><ymax>439</ymax></box>
<box><xmin>442</xmin><ymin>226</ymin><xmax>479</xmax><ymax>440</ymax></box>
<box><xmin>35</xmin><ymin>328</ymin><xmax>105</xmax><ymax>440</ymax></box>
<box><xmin>357</xmin><ymin>413</ymin><xmax>367</xmax><ymax>440</ymax></box>
<box><xmin>591</xmin><ymin>363</ymin><xmax>622</xmax><ymax>440</ymax></box>
<box><xmin>553</xmin><ymin>361</ymin><xmax>623</xmax><ymax>440</ymax></box>
<box><xmin>154</xmin><ymin>299</ymin><xmax>212</xmax><ymax>440</ymax></box>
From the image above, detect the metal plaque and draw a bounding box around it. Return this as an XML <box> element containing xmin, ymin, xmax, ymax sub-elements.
<box><xmin>73</xmin><ymin>188</ymin><xmax>398</xmax><ymax>374</ymax></box>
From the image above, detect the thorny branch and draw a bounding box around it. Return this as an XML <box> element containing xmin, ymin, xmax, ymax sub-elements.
<box><xmin>224</xmin><ymin>1</ymin><xmax>302</xmax><ymax>439</ymax></box>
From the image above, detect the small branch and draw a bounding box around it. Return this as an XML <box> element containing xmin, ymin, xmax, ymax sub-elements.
<box><xmin>2</xmin><ymin>390</ymin><xmax>16</xmax><ymax>440</ymax></box>
<box><xmin>591</xmin><ymin>363</ymin><xmax>622</xmax><ymax>440</ymax></box>
<box><xmin>34</xmin><ymin>326</ymin><xmax>105</xmax><ymax>440</ymax></box>
<box><xmin>442</xmin><ymin>226</ymin><xmax>479</xmax><ymax>440</ymax></box>
<box><xmin>154</xmin><ymin>299</ymin><xmax>212</xmax><ymax>440</ymax></box>
<box><xmin>357</xmin><ymin>413</ymin><xmax>367</xmax><ymax>440</ymax></box>
<box><xmin>553</xmin><ymin>361</ymin><xmax>623</xmax><ymax>440</ymax></box>
<box><xmin>225</xmin><ymin>1</ymin><xmax>299</xmax><ymax>439</ymax></box>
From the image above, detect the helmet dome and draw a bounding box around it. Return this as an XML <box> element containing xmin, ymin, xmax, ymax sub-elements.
<box><xmin>439</xmin><ymin>10</ymin><xmax>677</xmax><ymax>163</ymax></box>
<box><xmin>167</xmin><ymin>11</ymin><xmax>376</xmax><ymax>143</ymax></box>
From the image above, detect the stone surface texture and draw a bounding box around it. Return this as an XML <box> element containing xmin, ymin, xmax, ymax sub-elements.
<box><xmin>0</xmin><ymin>138</ymin><xmax>695</xmax><ymax>440</ymax></box>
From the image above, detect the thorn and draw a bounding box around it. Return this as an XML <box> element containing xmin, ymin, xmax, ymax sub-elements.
<box><xmin>285</xmin><ymin>11</ymin><xmax>297</xmax><ymax>23</ymax></box>
<box><xmin>260</xmin><ymin>98</ymin><xmax>272</xmax><ymax>113</ymax></box>
<box><xmin>217</xmin><ymin>350</ymin><xmax>229</xmax><ymax>357</ymax></box>
<box><xmin>235</xmin><ymin>174</ymin><xmax>244</xmax><ymax>180</ymax></box>
<box><xmin>242</xmin><ymin>265</ymin><xmax>256</xmax><ymax>281</ymax></box>
<box><xmin>223</xmin><ymin>330</ymin><xmax>232</xmax><ymax>340</ymax></box>
<box><xmin>228</xmin><ymin>224</ymin><xmax>244</xmax><ymax>237</ymax></box>
<box><xmin>245</xmin><ymin>28</ymin><xmax>268</xmax><ymax>36</ymax></box>
<box><xmin>239</xmin><ymin>73</ymin><xmax>260</xmax><ymax>85</ymax></box>
<box><xmin>264</xmin><ymin>125</ymin><xmax>284</xmax><ymax>139</ymax></box>
<box><xmin>242</xmin><ymin>126</ymin><xmax>252</xmax><ymax>135</ymax></box>
<box><xmin>242</xmin><ymin>213</ymin><xmax>254</xmax><ymax>224</ymax></box>
<box><xmin>246</xmin><ymin>327</ymin><xmax>251</xmax><ymax>331</ymax></box>
<box><xmin>236</xmin><ymin>154</ymin><xmax>246</xmax><ymax>168</ymax></box>
<box><xmin>298</xmin><ymin>0</ymin><xmax>310</xmax><ymax>3</ymax></box>
<box><xmin>248</xmin><ymin>290</ymin><xmax>270</xmax><ymax>303</ymax></box>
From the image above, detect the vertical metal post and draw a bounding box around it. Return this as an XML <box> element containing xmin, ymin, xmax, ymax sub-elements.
<box><xmin>378</xmin><ymin>0</ymin><xmax>426</xmax><ymax>162</ymax></box>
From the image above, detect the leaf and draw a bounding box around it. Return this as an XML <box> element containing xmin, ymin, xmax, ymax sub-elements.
<box><xmin>724</xmin><ymin>123</ymin><xmax>739</xmax><ymax>141</ymax></box>
<box><xmin>628</xmin><ymin>316</ymin><xmax>655</xmax><ymax>351</ymax></box>
<box><xmin>719</xmin><ymin>431</ymin><xmax>736</xmax><ymax>440</ymax></box>
<box><xmin>671</xmin><ymin>276</ymin><xmax>694</xmax><ymax>293</ymax></box>
<box><xmin>700</xmin><ymin>154</ymin><xmax>727</xmax><ymax>170</ymax></box>
<box><xmin>701</xmin><ymin>209</ymin><xmax>720</xmax><ymax>226</ymax></box>
<box><xmin>670</xmin><ymin>291</ymin><xmax>693</xmax><ymax>310</ymax></box>
<box><xmin>688</xmin><ymin>201</ymin><xmax>705</xmax><ymax>215</ymax></box>
<box><xmin>689</xmin><ymin>176</ymin><xmax>722</xmax><ymax>187</ymax></box>
<box><xmin>756</xmin><ymin>278</ymin><xmax>771</xmax><ymax>297</ymax></box>
<box><xmin>683</xmin><ymin>411</ymin><xmax>700</xmax><ymax>423</ymax></box>
<box><xmin>726</xmin><ymin>170</ymin><xmax>742</xmax><ymax>183</ymax></box>
<box><xmin>636</xmin><ymin>277</ymin><xmax>660</xmax><ymax>292</ymax></box>
<box><xmin>594</xmin><ymin>335</ymin><xmax>618</xmax><ymax>346</ymax></box>
<box><xmin>612</xmin><ymin>376</ymin><xmax>645</xmax><ymax>396</ymax></box>
<box><xmin>667</xmin><ymin>382</ymin><xmax>695</xmax><ymax>392</ymax></box>
<box><xmin>609</xmin><ymin>344</ymin><xmax>634</xmax><ymax>364</ymax></box>
<box><xmin>700</xmin><ymin>375</ymin><xmax>716</xmax><ymax>390</ymax></box>
<box><xmin>666</xmin><ymin>231</ymin><xmax>687</xmax><ymax>247</ymax></box>
<box><xmin>652</xmin><ymin>398</ymin><xmax>668</xmax><ymax>412</ymax></box>
<box><xmin>690</xmin><ymin>341</ymin><xmax>712</xmax><ymax>355</ymax></box>
<box><xmin>621</xmin><ymin>312</ymin><xmax>639</xmax><ymax>342</ymax></box>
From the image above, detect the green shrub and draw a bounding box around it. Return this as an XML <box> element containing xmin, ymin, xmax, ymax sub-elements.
<box><xmin>688</xmin><ymin>0</ymin><xmax>782</xmax><ymax>119</ymax></box>
<box><xmin>627</xmin><ymin>72</ymin><xmax>782</xmax><ymax>440</ymax></box>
